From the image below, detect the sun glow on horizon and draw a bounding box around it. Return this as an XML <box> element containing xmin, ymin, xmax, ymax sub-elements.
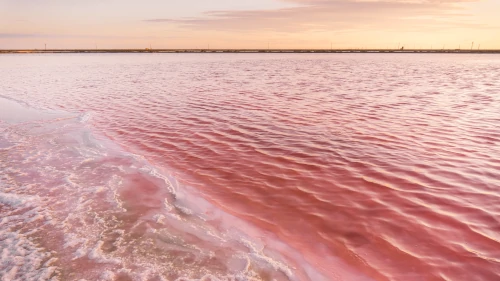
<box><xmin>1</xmin><ymin>0</ymin><xmax>499</xmax><ymax>49</ymax></box>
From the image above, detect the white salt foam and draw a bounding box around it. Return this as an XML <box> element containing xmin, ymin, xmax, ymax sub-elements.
<box><xmin>0</xmin><ymin>98</ymin><xmax>345</xmax><ymax>281</ymax></box>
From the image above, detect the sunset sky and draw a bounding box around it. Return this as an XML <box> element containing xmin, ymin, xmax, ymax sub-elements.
<box><xmin>1</xmin><ymin>0</ymin><xmax>499</xmax><ymax>49</ymax></box>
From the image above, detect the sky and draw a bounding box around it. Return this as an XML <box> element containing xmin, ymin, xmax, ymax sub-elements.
<box><xmin>1</xmin><ymin>0</ymin><xmax>499</xmax><ymax>49</ymax></box>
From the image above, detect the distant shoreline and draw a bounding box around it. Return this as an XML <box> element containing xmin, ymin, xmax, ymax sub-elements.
<box><xmin>1</xmin><ymin>49</ymin><xmax>500</xmax><ymax>54</ymax></box>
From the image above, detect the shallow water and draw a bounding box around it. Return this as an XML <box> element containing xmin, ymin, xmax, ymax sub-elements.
<box><xmin>1</xmin><ymin>53</ymin><xmax>500</xmax><ymax>281</ymax></box>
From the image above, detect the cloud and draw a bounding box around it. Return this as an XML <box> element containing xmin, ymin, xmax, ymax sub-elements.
<box><xmin>143</xmin><ymin>19</ymin><xmax>178</xmax><ymax>23</ymax></box>
<box><xmin>283</xmin><ymin>0</ymin><xmax>478</xmax><ymax>4</ymax></box>
<box><xmin>143</xmin><ymin>0</ymin><xmax>482</xmax><ymax>33</ymax></box>
<box><xmin>0</xmin><ymin>33</ymin><xmax>173</xmax><ymax>39</ymax></box>
<box><xmin>0</xmin><ymin>33</ymin><xmax>41</xmax><ymax>38</ymax></box>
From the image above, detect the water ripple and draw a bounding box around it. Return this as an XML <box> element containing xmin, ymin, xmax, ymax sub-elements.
<box><xmin>1</xmin><ymin>53</ymin><xmax>500</xmax><ymax>281</ymax></box>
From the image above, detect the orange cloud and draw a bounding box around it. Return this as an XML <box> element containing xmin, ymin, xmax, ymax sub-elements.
<box><xmin>144</xmin><ymin>0</ymin><xmax>489</xmax><ymax>34</ymax></box>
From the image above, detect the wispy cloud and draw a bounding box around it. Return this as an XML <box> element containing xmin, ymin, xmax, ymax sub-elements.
<box><xmin>143</xmin><ymin>0</ymin><xmax>482</xmax><ymax>33</ymax></box>
<box><xmin>0</xmin><ymin>33</ymin><xmax>42</xmax><ymax>38</ymax></box>
<box><xmin>0</xmin><ymin>33</ymin><xmax>176</xmax><ymax>39</ymax></box>
<box><xmin>143</xmin><ymin>19</ymin><xmax>179</xmax><ymax>23</ymax></box>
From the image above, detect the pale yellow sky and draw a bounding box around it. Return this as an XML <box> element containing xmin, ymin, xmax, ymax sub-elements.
<box><xmin>0</xmin><ymin>0</ymin><xmax>499</xmax><ymax>49</ymax></box>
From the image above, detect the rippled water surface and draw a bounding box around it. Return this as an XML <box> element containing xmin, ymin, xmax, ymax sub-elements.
<box><xmin>1</xmin><ymin>53</ymin><xmax>500</xmax><ymax>281</ymax></box>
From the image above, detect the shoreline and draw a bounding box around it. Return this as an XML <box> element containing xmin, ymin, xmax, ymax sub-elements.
<box><xmin>1</xmin><ymin>48</ymin><xmax>500</xmax><ymax>54</ymax></box>
<box><xmin>0</xmin><ymin>96</ymin><xmax>349</xmax><ymax>281</ymax></box>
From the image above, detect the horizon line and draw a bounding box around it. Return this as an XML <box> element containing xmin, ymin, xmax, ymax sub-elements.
<box><xmin>1</xmin><ymin>48</ymin><xmax>500</xmax><ymax>54</ymax></box>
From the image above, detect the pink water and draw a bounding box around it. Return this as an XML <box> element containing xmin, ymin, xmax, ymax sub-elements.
<box><xmin>1</xmin><ymin>53</ymin><xmax>500</xmax><ymax>281</ymax></box>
